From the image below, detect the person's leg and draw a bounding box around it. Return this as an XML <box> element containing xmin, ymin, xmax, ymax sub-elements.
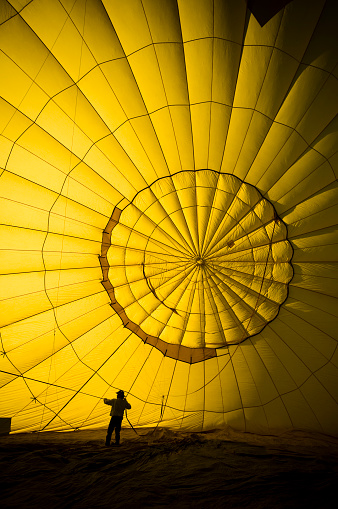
<box><xmin>115</xmin><ymin>417</ymin><xmax>122</xmax><ymax>445</ymax></box>
<box><xmin>105</xmin><ymin>417</ymin><xmax>115</xmax><ymax>446</ymax></box>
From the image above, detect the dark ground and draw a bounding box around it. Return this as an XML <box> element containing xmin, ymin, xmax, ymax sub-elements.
<box><xmin>1</xmin><ymin>427</ymin><xmax>337</xmax><ymax>509</ymax></box>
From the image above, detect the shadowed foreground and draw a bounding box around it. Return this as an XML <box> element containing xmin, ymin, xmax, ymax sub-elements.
<box><xmin>1</xmin><ymin>427</ymin><xmax>337</xmax><ymax>509</ymax></box>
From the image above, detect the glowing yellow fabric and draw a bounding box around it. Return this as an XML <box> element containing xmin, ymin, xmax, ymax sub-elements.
<box><xmin>0</xmin><ymin>0</ymin><xmax>337</xmax><ymax>435</ymax></box>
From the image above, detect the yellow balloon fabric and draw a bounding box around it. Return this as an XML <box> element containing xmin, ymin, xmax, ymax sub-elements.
<box><xmin>0</xmin><ymin>0</ymin><xmax>337</xmax><ymax>435</ymax></box>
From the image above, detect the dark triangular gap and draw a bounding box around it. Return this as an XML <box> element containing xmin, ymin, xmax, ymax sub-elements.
<box><xmin>245</xmin><ymin>0</ymin><xmax>294</xmax><ymax>27</ymax></box>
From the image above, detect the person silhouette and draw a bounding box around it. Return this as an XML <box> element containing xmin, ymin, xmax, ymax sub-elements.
<box><xmin>104</xmin><ymin>390</ymin><xmax>131</xmax><ymax>446</ymax></box>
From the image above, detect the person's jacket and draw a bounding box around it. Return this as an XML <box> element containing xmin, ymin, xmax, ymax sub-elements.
<box><xmin>104</xmin><ymin>397</ymin><xmax>131</xmax><ymax>417</ymax></box>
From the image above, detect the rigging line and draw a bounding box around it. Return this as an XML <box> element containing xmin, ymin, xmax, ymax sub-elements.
<box><xmin>179</xmin><ymin>360</ymin><xmax>192</xmax><ymax>431</ymax></box>
<box><xmin>141</xmin><ymin>261</ymin><xmax>198</xmax><ymax>323</ymax></box>
<box><xmin>0</xmin><ymin>365</ymin><xmax>212</xmax><ymax>418</ymax></box>
<box><xmin>0</xmin><ymin>343</ymin><xmax>47</xmax><ymax>424</ymax></box>
<box><xmin>16</xmin><ymin>396</ymin><xmax>76</xmax><ymax>431</ymax></box>
<box><xmin>126</xmin><ymin>349</ymin><xmax>155</xmax><ymax>402</ymax></box>
<box><xmin>88</xmin><ymin>340</ymin><xmax>173</xmax><ymax>433</ymax></box>
<box><xmin>100</xmin><ymin>336</ymin><xmax>147</xmax><ymax>395</ymax></box>
<box><xmin>0</xmin><ymin>367</ymin><xmax>218</xmax><ymax>415</ymax></box>
<box><xmin>39</xmin><ymin>330</ymin><xmax>135</xmax><ymax>431</ymax></box>
<box><xmin>143</xmin><ymin>395</ymin><xmax>166</xmax><ymax>435</ymax></box>
<box><xmin>135</xmin><ymin>352</ymin><xmax>166</xmax><ymax>428</ymax></box>
<box><xmin>215</xmin><ymin>354</ymin><xmax>227</xmax><ymax>426</ymax></box>
<box><xmin>0</xmin><ymin>332</ymin><xmax>6</xmax><ymax>357</ymax></box>
<box><xmin>126</xmin><ymin>379</ymin><xmax>337</xmax><ymax>417</ymax></box>
<box><xmin>124</xmin><ymin>407</ymin><xmax>141</xmax><ymax>436</ymax></box>
<box><xmin>123</xmin><ymin>350</ymin><xmax>165</xmax><ymax>437</ymax></box>
<box><xmin>143</xmin><ymin>262</ymin><xmax>197</xmax><ymax>299</ymax></box>
<box><xmin>142</xmin><ymin>262</ymin><xmax>178</xmax><ymax>314</ymax></box>
<box><xmin>124</xmin><ymin>397</ymin><xmax>165</xmax><ymax>438</ymax></box>
<box><xmin>150</xmin><ymin>358</ymin><xmax>180</xmax><ymax>434</ymax></box>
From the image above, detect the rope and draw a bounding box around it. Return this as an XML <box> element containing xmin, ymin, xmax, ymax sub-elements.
<box><xmin>125</xmin><ymin>394</ymin><xmax>165</xmax><ymax>437</ymax></box>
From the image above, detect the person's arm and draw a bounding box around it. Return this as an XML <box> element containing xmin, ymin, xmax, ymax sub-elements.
<box><xmin>104</xmin><ymin>398</ymin><xmax>113</xmax><ymax>405</ymax></box>
<box><xmin>124</xmin><ymin>399</ymin><xmax>131</xmax><ymax>409</ymax></box>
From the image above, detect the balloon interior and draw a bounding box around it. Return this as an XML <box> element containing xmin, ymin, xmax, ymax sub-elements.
<box><xmin>0</xmin><ymin>0</ymin><xmax>337</xmax><ymax>438</ymax></box>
